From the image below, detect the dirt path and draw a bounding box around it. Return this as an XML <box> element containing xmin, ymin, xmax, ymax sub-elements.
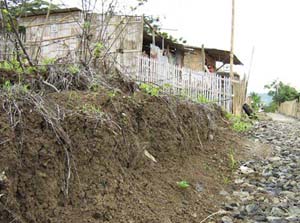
<box><xmin>218</xmin><ymin>114</ymin><xmax>300</xmax><ymax>223</ymax></box>
<box><xmin>266</xmin><ymin>113</ymin><xmax>297</xmax><ymax>123</ymax></box>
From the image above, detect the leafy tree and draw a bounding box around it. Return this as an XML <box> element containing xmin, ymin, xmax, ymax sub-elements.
<box><xmin>144</xmin><ymin>15</ymin><xmax>187</xmax><ymax>44</ymax></box>
<box><xmin>249</xmin><ymin>92</ymin><xmax>261</xmax><ymax>111</ymax></box>
<box><xmin>264</xmin><ymin>80</ymin><xmax>299</xmax><ymax>105</ymax></box>
<box><xmin>263</xmin><ymin>101</ymin><xmax>277</xmax><ymax>113</ymax></box>
<box><xmin>4</xmin><ymin>0</ymin><xmax>59</xmax><ymax>18</ymax></box>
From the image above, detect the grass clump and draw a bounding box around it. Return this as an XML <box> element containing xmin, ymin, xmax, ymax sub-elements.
<box><xmin>226</xmin><ymin>113</ymin><xmax>252</xmax><ymax>133</ymax></box>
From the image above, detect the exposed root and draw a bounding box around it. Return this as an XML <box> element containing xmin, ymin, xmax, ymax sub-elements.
<box><xmin>0</xmin><ymin>85</ymin><xmax>72</xmax><ymax>198</ymax></box>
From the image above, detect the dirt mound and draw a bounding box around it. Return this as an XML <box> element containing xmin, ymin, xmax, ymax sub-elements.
<box><xmin>0</xmin><ymin>87</ymin><xmax>242</xmax><ymax>223</ymax></box>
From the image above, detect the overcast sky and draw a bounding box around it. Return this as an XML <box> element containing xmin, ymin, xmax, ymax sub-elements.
<box><xmin>59</xmin><ymin>0</ymin><xmax>300</xmax><ymax>93</ymax></box>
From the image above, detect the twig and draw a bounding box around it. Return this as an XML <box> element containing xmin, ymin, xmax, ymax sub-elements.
<box><xmin>199</xmin><ymin>210</ymin><xmax>227</xmax><ymax>223</ymax></box>
<box><xmin>42</xmin><ymin>80</ymin><xmax>60</xmax><ymax>93</ymax></box>
<box><xmin>0</xmin><ymin>139</ymin><xmax>10</xmax><ymax>145</ymax></box>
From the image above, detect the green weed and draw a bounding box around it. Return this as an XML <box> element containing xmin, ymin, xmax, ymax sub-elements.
<box><xmin>228</xmin><ymin>148</ymin><xmax>238</xmax><ymax>171</ymax></box>
<box><xmin>222</xmin><ymin>176</ymin><xmax>231</xmax><ymax>185</ymax></box>
<box><xmin>177</xmin><ymin>181</ymin><xmax>190</xmax><ymax>189</ymax></box>
<box><xmin>67</xmin><ymin>65</ymin><xmax>80</xmax><ymax>75</ymax></box>
<box><xmin>196</xmin><ymin>95</ymin><xmax>210</xmax><ymax>103</ymax></box>
<box><xmin>80</xmin><ymin>104</ymin><xmax>102</xmax><ymax>114</ymax></box>
<box><xmin>226</xmin><ymin>113</ymin><xmax>252</xmax><ymax>133</ymax></box>
<box><xmin>139</xmin><ymin>83</ymin><xmax>160</xmax><ymax>96</ymax></box>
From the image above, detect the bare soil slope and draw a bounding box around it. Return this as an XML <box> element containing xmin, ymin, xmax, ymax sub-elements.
<box><xmin>0</xmin><ymin>86</ymin><xmax>243</xmax><ymax>223</ymax></box>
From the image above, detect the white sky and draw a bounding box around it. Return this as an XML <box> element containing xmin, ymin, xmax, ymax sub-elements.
<box><xmin>58</xmin><ymin>0</ymin><xmax>300</xmax><ymax>93</ymax></box>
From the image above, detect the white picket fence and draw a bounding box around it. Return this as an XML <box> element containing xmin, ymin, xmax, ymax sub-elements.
<box><xmin>125</xmin><ymin>56</ymin><xmax>233</xmax><ymax>111</ymax></box>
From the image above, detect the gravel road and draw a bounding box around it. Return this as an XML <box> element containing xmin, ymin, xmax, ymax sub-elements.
<box><xmin>220</xmin><ymin>113</ymin><xmax>300</xmax><ymax>223</ymax></box>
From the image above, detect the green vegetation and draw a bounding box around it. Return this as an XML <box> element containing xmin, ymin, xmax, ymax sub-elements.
<box><xmin>228</xmin><ymin>148</ymin><xmax>238</xmax><ymax>171</ymax></box>
<box><xmin>93</xmin><ymin>42</ymin><xmax>104</xmax><ymax>58</ymax></box>
<box><xmin>263</xmin><ymin>101</ymin><xmax>277</xmax><ymax>113</ymax></box>
<box><xmin>139</xmin><ymin>83</ymin><xmax>160</xmax><ymax>96</ymax></box>
<box><xmin>249</xmin><ymin>92</ymin><xmax>262</xmax><ymax>112</ymax></box>
<box><xmin>177</xmin><ymin>181</ymin><xmax>190</xmax><ymax>189</ymax></box>
<box><xmin>41</xmin><ymin>58</ymin><xmax>56</xmax><ymax>66</ymax></box>
<box><xmin>226</xmin><ymin>113</ymin><xmax>252</xmax><ymax>133</ymax></box>
<box><xmin>144</xmin><ymin>15</ymin><xmax>187</xmax><ymax>44</ymax></box>
<box><xmin>196</xmin><ymin>95</ymin><xmax>210</xmax><ymax>103</ymax></box>
<box><xmin>264</xmin><ymin>80</ymin><xmax>299</xmax><ymax>105</ymax></box>
<box><xmin>0</xmin><ymin>58</ymin><xmax>23</xmax><ymax>73</ymax></box>
<box><xmin>1</xmin><ymin>81</ymin><xmax>29</xmax><ymax>99</ymax></box>
<box><xmin>4</xmin><ymin>0</ymin><xmax>59</xmax><ymax>18</ymax></box>
<box><xmin>79</xmin><ymin>104</ymin><xmax>102</xmax><ymax>115</ymax></box>
<box><xmin>67</xmin><ymin>65</ymin><xmax>80</xmax><ymax>75</ymax></box>
<box><xmin>222</xmin><ymin>176</ymin><xmax>231</xmax><ymax>185</ymax></box>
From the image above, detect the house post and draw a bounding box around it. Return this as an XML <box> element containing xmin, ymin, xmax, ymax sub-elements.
<box><xmin>152</xmin><ymin>28</ymin><xmax>155</xmax><ymax>46</ymax></box>
<box><xmin>201</xmin><ymin>44</ymin><xmax>205</xmax><ymax>71</ymax></box>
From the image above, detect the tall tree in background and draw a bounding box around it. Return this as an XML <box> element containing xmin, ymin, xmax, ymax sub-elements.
<box><xmin>264</xmin><ymin>80</ymin><xmax>299</xmax><ymax>105</ymax></box>
<box><xmin>249</xmin><ymin>92</ymin><xmax>261</xmax><ymax>111</ymax></box>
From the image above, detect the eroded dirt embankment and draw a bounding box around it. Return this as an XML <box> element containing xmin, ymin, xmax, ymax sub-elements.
<box><xmin>0</xmin><ymin>86</ymin><xmax>244</xmax><ymax>223</ymax></box>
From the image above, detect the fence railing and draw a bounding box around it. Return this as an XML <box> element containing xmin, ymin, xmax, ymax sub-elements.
<box><xmin>125</xmin><ymin>56</ymin><xmax>232</xmax><ymax>112</ymax></box>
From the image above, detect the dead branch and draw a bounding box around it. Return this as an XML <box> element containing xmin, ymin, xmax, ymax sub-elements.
<box><xmin>42</xmin><ymin>80</ymin><xmax>60</xmax><ymax>93</ymax></box>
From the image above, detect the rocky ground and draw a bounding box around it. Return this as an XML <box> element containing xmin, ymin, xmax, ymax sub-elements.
<box><xmin>220</xmin><ymin>113</ymin><xmax>300</xmax><ymax>223</ymax></box>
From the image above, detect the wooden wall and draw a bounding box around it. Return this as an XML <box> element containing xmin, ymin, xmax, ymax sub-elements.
<box><xmin>279</xmin><ymin>100</ymin><xmax>300</xmax><ymax>119</ymax></box>
<box><xmin>20</xmin><ymin>11</ymin><xmax>82</xmax><ymax>62</ymax></box>
<box><xmin>184</xmin><ymin>48</ymin><xmax>216</xmax><ymax>71</ymax></box>
<box><xmin>19</xmin><ymin>12</ymin><xmax>144</xmax><ymax>67</ymax></box>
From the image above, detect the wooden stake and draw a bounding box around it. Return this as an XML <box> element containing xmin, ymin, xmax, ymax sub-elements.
<box><xmin>230</xmin><ymin>0</ymin><xmax>235</xmax><ymax>79</ymax></box>
<box><xmin>152</xmin><ymin>28</ymin><xmax>155</xmax><ymax>46</ymax></box>
<box><xmin>201</xmin><ymin>44</ymin><xmax>205</xmax><ymax>71</ymax></box>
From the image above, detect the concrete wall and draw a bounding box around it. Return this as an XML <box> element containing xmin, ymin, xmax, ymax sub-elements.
<box><xmin>278</xmin><ymin>100</ymin><xmax>300</xmax><ymax>119</ymax></box>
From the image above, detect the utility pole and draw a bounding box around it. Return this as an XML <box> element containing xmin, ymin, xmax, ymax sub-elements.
<box><xmin>230</xmin><ymin>0</ymin><xmax>235</xmax><ymax>79</ymax></box>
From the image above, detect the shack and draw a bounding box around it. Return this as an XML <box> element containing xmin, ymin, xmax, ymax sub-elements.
<box><xmin>184</xmin><ymin>45</ymin><xmax>243</xmax><ymax>79</ymax></box>
<box><xmin>19</xmin><ymin>7</ymin><xmax>144</xmax><ymax>67</ymax></box>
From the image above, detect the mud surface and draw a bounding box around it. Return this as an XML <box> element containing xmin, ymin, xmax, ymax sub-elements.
<box><xmin>0</xmin><ymin>88</ymin><xmax>244</xmax><ymax>223</ymax></box>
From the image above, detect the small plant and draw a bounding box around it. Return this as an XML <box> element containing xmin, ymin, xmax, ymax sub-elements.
<box><xmin>0</xmin><ymin>58</ymin><xmax>23</xmax><ymax>73</ymax></box>
<box><xmin>40</xmin><ymin>58</ymin><xmax>56</xmax><ymax>73</ymax></box>
<box><xmin>68</xmin><ymin>65</ymin><xmax>80</xmax><ymax>75</ymax></box>
<box><xmin>2</xmin><ymin>82</ymin><xmax>29</xmax><ymax>100</ymax></box>
<box><xmin>232</xmin><ymin>120</ymin><xmax>252</xmax><ymax>132</ymax></box>
<box><xmin>163</xmin><ymin>83</ymin><xmax>172</xmax><ymax>89</ymax></box>
<box><xmin>93</xmin><ymin>42</ymin><xmax>104</xmax><ymax>58</ymax></box>
<box><xmin>226</xmin><ymin>113</ymin><xmax>252</xmax><ymax>133</ymax></box>
<box><xmin>108</xmin><ymin>90</ymin><xmax>117</xmax><ymax>98</ymax></box>
<box><xmin>139</xmin><ymin>83</ymin><xmax>160</xmax><ymax>96</ymax></box>
<box><xmin>177</xmin><ymin>181</ymin><xmax>190</xmax><ymax>189</ymax></box>
<box><xmin>196</xmin><ymin>95</ymin><xmax>210</xmax><ymax>103</ymax></box>
<box><xmin>222</xmin><ymin>176</ymin><xmax>231</xmax><ymax>185</ymax></box>
<box><xmin>3</xmin><ymin>80</ymin><xmax>12</xmax><ymax>90</ymax></box>
<box><xmin>228</xmin><ymin>148</ymin><xmax>237</xmax><ymax>171</ymax></box>
<box><xmin>89</xmin><ymin>84</ymin><xmax>100</xmax><ymax>92</ymax></box>
<box><xmin>41</xmin><ymin>58</ymin><xmax>56</xmax><ymax>66</ymax></box>
<box><xmin>25</xmin><ymin>66</ymin><xmax>38</xmax><ymax>74</ymax></box>
<box><xmin>80</xmin><ymin>104</ymin><xmax>102</xmax><ymax>114</ymax></box>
